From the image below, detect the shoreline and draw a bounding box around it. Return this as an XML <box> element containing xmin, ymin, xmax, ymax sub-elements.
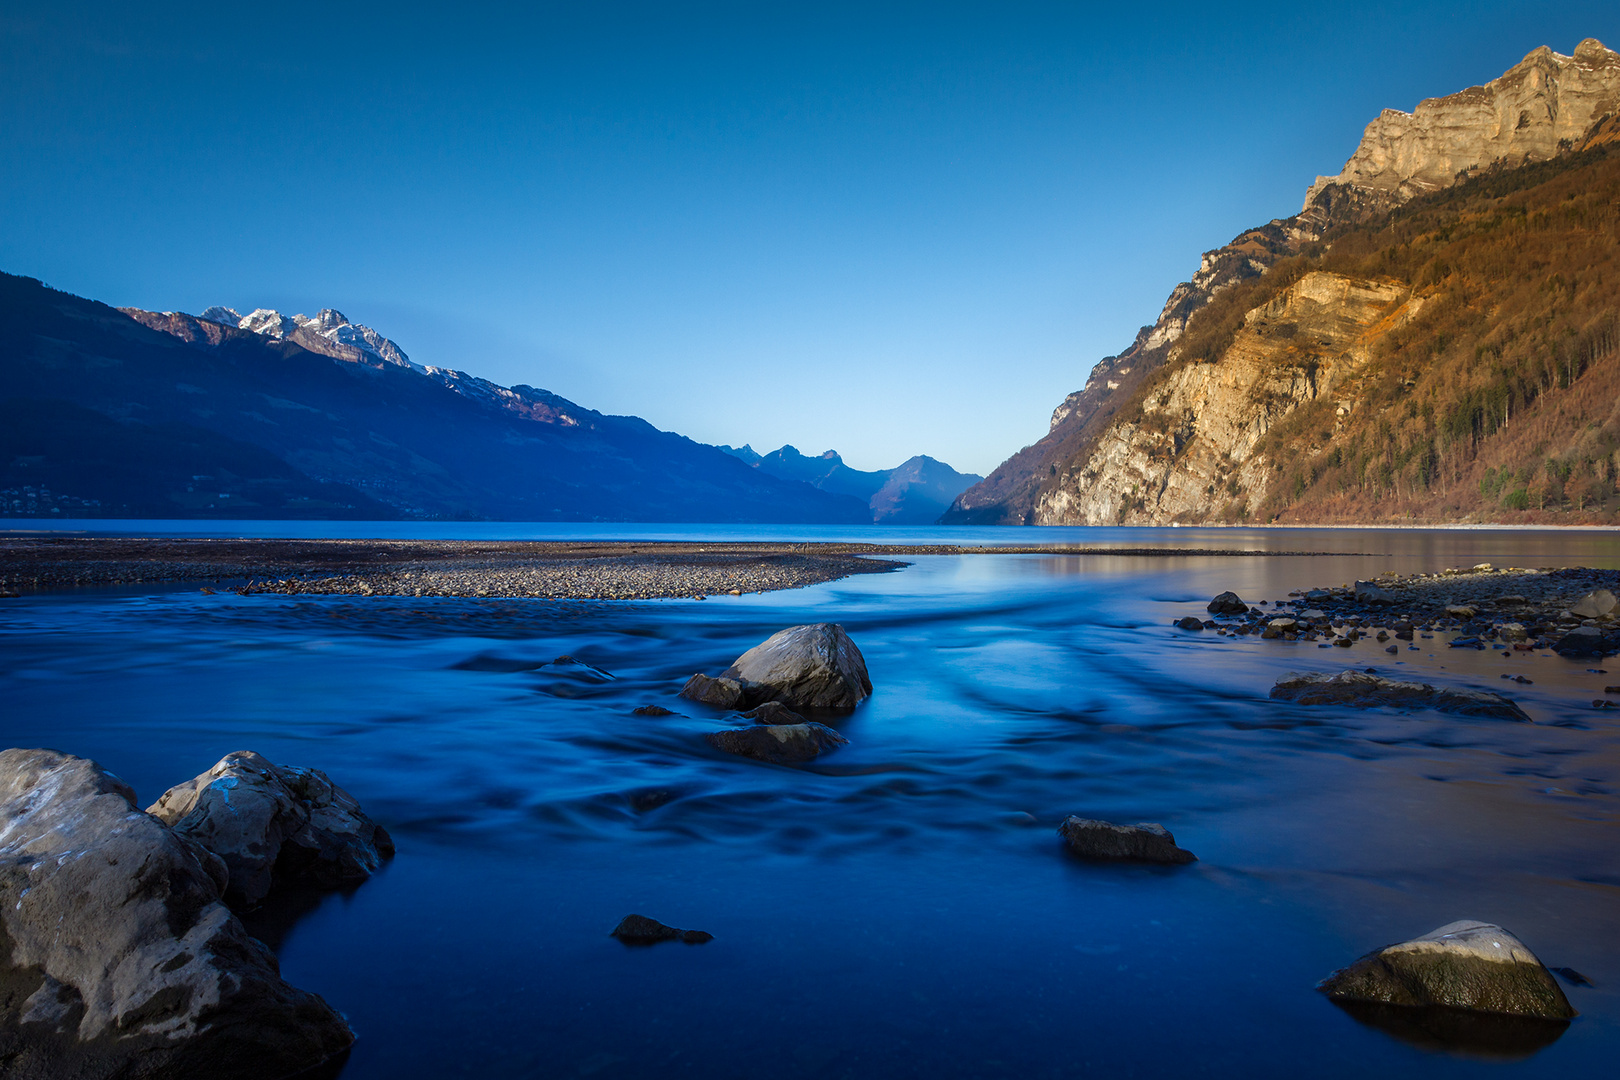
<box><xmin>1</xmin><ymin>538</ymin><xmax>1363</xmax><ymax>600</ymax></box>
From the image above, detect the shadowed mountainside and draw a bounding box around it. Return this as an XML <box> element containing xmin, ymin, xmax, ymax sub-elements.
<box><xmin>0</xmin><ymin>276</ymin><xmax>870</xmax><ymax>522</ymax></box>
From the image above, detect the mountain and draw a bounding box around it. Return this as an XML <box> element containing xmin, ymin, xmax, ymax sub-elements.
<box><xmin>946</xmin><ymin>39</ymin><xmax>1620</xmax><ymax>525</ymax></box>
<box><xmin>722</xmin><ymin>444</ymin><xmax>982</xmax><ymax>524</ymax></box>
<box><xmin>0</xmin><ymin>276</ymin><xmax>871</xmax><ymax>522</ymax></box>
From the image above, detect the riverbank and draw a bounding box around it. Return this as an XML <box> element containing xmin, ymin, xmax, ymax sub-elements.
<box><xmin>0</xmin><ymin>538</ymin><xmax>1357</xmax><ymax>599</ymax></box>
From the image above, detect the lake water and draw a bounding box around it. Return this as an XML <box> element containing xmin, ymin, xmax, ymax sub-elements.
<box><xmin>3</xmin><ymin>523</ymin><xmax>1619</xmax><ymax>1078</ymax></box>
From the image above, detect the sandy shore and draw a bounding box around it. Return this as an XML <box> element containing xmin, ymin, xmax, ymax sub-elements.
<box><xmin>0</xmin><ymin>538</ymin><xmax>1355</xmax><ymax>600</ymax></box>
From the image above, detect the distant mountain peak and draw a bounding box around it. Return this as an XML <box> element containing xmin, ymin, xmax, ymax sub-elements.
<box><xmin>201</xmin><ymin>304</ymin><xmax>416</xmax><ymax>372</ymax></box>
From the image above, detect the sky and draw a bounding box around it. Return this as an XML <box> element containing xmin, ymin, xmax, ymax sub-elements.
<box><xmin>3</xmin><ymin>2</ymin><xmax>1618</xmax><ymax>475</ymax></box>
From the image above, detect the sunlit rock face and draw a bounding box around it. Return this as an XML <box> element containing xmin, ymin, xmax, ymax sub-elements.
<box><xmin>1306</xmin><ymin>40</ymin><xmax>1620</xmax><ymax>205</ymax></box>
<box><xmin>1035</xmin><ymin>272</ymin><xmax>1424</xmax><ymax>525</ymax></box>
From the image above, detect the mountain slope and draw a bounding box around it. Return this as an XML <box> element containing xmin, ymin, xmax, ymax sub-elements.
<box><xmin>1040</xmin><ymin>135</ymin><xmax>1620</xmax><ymax>524</ymax></box>
<box><xmin>947</xmin><ymin>38</ymin><xmax>1620</xmax><ymax>525</ymax></box>
<box><xmin>0</xmin><ymin>276</ymin><xmax>871</xmax><ymax>522</ymax></box>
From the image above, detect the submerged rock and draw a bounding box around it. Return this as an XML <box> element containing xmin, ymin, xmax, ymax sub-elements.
<box><xmin>610</xmin><ymin>914</ymin><xmax>712</xmax><ymax>945</ymax></box>
<box><xmin>1057</xmin><ymin>816</ymin><xmax>1197</xmax><ymax>864</ymax></box>
<box><xmin>1270</xmin><ymin>671</ymin><xmax>1531</xmax><ymax>721</ymax></box>
<box><xmin>705</xmin><ymin>722</ymin><xmax>848</xmax><ymax>765</ymax></box>
<box><xmin>148</xmin><ymin>750</ymin><xmax>395</xmax><ymax>909</ymax></box>
<box><xmin>682</xmin><ymin>623</ymin><xmax>872</xmax><ymax>710</ymax></box>
<box><xmin>1207</xmin><ymin>591</ymin><xmax>1247</xmax><ymax>614</ymax></box>
<box><xmin>739</xmin><ymin>701</ymin><xmax>807</xmax><ymax>725</ymax></box>
<box><xmin>1319</xmin><ymin>920</ymin><xmax>1575</xmax><ymax>1020</ymax></box>
<box><xmin>632</xmin><ymin>705</ymin><xmax>678</xmax><ymax>717</ymax></box>
<box><xmin>0</xmin><ymin>748</ymin><xmax>354</xmax><ymax>1080</ymax></box>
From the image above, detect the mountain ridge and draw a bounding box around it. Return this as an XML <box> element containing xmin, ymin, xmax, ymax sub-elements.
<box><xmin>721</xmin><ymin>444</ymin><xmax>982</xmax><ymax>524</ymax></box>
<box><xmin>946</xmin><ymin>38</ymin><xmax>1620</xmax><ymax>525</ymax></box>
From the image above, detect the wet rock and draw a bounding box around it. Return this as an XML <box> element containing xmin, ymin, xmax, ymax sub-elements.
<box><xmin>610</xmin><ymin>914</ymin><xmax>712</xmax><ymax>945</ymax></box>
<box><xmin>1355</xmin><ymin>580</ymin><xmax>1395</xmax><ymax>605</ymax></box>
<box><xmin>1570</xmin><ymin>589</ymin><xmax>1617</xmax><ymax>618</ymax></box>
<box><xmin>1318</xmin><ymin>920</ymin><xmax>1574</xmax><ymax>1020</ymax></box>
<box><xmin>148</xmin><ymin>751</ymin><xmax>395</xmax><ymax>909</ymax></box>
<box><xmin>704</xmin><ymin>722</ymin><xmax>847</xmax><ymax>764</ymax></box>
<box><xmin>1499</xmin><ymin>623</ymin><xmax>1528</xmax><ymax>642</ymax></box>
<box><xmin>1057</xmin><ymin>816</ymin><xmax>1197</xmax><ymax>865</ymax></box>
<box><xmin>1385</xmin><ymin>645</ymin><xmax>1399</xmax><ymax>654</ymax></box>
<box><xmin>1207</xmin><ymin>591</ymin><xmax>1247</xmax><ymax>614</ymax></box>
<box><xmin>0</xmin><ymin>749</ymin><xmax>354</xmax><ymax>1079</ymax></box>
<box><xmin>739</xmin><ymin>701</ymin><xmax>807</xmax><ymax>726</ymax></box>
<box><xmin>1446</xmin><ymin>605</ymin><xmax>1479</xmax><ymax>619</ymax></box>
<box><xmin>632</xmin><ymin>705</ymin><xmax>678</xmax><ymax>717</ymax></box>
<box><xmin>1552</xmin><ymin>625</ymin><xmax>1620</xmax><ymax>657</ymax></box>
<box><xmin>719</xmin><ymin>623</ymin><xmax>872</xmax><ymax>710</ymax></box>
<box><xmin>1175</xmin><ymin>616</ymin><xmax>1204</xmax><ymax>630</ymax></box>
<box><xmin>679</xmin><ymin>673</ymin><xmax>748</xmax><ymax>708</ymax></box>
<box><xmin>1300</xmin><ymin>608</ymin><xmax>1328</xmax><ymax>623</ymax></box>
<box><xmin>1270</xmin><ymin>671</ymin><xmax>1532</xmax><ymax>721</ymax></box>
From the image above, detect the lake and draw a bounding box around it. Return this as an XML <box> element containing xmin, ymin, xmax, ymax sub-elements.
<box><xmin>3</xmin><ymin>523</ymin><xmax>1618</xmax><ymax>1078</ymax></box>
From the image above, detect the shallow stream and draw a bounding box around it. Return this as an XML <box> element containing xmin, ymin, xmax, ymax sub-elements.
<box><xmin>3</xmin><ymin>525</ymin><xmax>1619</xmax><ymax>1078</ymax></box>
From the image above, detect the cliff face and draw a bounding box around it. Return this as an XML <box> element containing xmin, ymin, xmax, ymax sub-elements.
<box><xmin>1306</xmin><ymin>40</ymin><xmax>1620</xmax><ymax>204</ymax></box>
<box><xmin>947</xmin><ymin>38</ymin><xmax>1620</xmax><ymax>526</ymax></box>
<box><xmin>1036</xmin><ymin>273</ymin><xmax>1425</xmax><ymax>524</ymax></box>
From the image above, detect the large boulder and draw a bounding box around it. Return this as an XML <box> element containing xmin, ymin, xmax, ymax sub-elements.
<box><xmin>704</xmin><ymin>723</ymin><xmax>848</xmax><ymax>765</ymax></box>
<box><xmin>1057</xmin><ymin>817</ymin><xmax>1197</xmax><ymax>864</ymax></box>
<box><xmin>1270</xmin><ymin>671</ymin><xmax>1531</xmax><ymax>721</ymax></box>
<box><xmin>0</xmin><ymin>749</ymin><xmax>354</xmax><ymax>1079</ymax></box>
<box><xmin>148</xmin><ymin>751</ymin><xmax>394</xmax><ymax>910</ymax></box>
<box><xmin>682</xmin><ymin>623</ymin><xmax>872</xmax><ymax>711</ymax></box>
<box><xmin>1319</xmin><ymin>920</ymin><xmax>1575</xmax><ymax>1020</ymax></box>
<box><xmin>1207</xmin><ymin>591</ymin><xmax>1247</xmax><ymax>615</ymax></box>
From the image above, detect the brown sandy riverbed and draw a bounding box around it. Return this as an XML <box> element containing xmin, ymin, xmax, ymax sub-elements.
<box><xmin>0</xmin><ymin>538</ymin><xmax>1357</xmax><ymax>600</ymax></box>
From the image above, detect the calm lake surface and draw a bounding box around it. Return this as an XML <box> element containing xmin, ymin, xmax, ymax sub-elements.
<box><xmin>4</xmin><ymin>523</ymin><xmax>1619</xmax><ymax>1078</ymax></box>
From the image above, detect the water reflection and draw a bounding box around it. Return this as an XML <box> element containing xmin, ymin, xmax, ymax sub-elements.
<box><xmin>1332</xmin><ymin>1000</ymin><xmax>1570</xmax><ymax>1059</ymax></box>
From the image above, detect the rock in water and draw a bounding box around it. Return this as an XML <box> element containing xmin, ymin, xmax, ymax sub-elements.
<box><xmin>739</xmin><ymin>701</ymin><xmax>807</xmax><ymax>725</ymax></box>
<box><xmin>0</xmin><ymin>748</ymin><xmax>354</xmax><ymax>1079</ymax></box>
<box><xmin>705</xmin><ymin>723</ymin><xmax>848</xmax><ymax>764</ymax></box>
<box><xmin>1175</xmin><ymin>616</ymin><xmax>1205</xmax><ymax>631</ymax></box>
<box><xmin>1354</xmin><ymin>580</ymin><xmax>1396</xmax><ymax>605</ymax></box>
<box><xmin>1319</xmin><ymin>920</ymin><xmax>1575</xmax><ymax>1020</ymax></box>
<box><xmin>1057</xmin><ymin>816</ymin><xmax>1197</xmax><ymax>864</ymax></box>
<box><xmin>148</xmin><ymin>750</ymin><xmax>395</xmax><ymax>909</ymax></box>
<box><xmin>1207</xmin><ymin>591</ymin><xmax>1247</xmax><ymax>615</ymax></box>
<box><xmin>1270</xmin><ymin>671</ymin><xmax>1531</xmax><ymax>721</ymax></box>
<box><xmin>1552</xmin><ymin>625</ymin><xmax>1620</xmax><ymax>658</ymax></box>
<box><xmin>682</xmin><ymin>623</ymin><xmax>872</xmax><ymax>710</ymax></box>
<box><xmin>610</xmin><ymin>914</ymin><xmax>713</xmax><ymax>945</ymax></box>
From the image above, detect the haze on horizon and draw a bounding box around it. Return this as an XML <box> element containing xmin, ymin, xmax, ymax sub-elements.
<box><xmin>3</xmin><ymin>1</ymin><xmax>1616</xmax><ymax>476</ymax></box>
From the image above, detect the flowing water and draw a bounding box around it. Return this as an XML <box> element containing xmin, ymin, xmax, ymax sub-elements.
<box><xmin>3</xmin><ymin>525</ymin><xmax>1620</xmax><ymax>1078</ymax></box>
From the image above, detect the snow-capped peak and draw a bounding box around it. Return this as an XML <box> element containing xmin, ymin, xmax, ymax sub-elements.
<box><xmin>203</xmin><ymin>304</ymin><xmax>417</xmax><ymax>371</ymax></box>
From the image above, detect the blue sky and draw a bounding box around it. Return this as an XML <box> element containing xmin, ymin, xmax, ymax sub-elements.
<box><xmin>3</xmin><ymin>2</ymin><xmax>1617</xmax><ymax>475</ymax></box>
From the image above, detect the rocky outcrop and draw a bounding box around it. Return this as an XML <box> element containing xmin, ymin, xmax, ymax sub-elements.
<box><xmin>948</xmin><ymin>39</ymin><xmax>1620</xmax><ymax>527</ymax></box>
<box><xmin>705</xmin><ymin>723</ymin><xmax>848</xmax><ymax>765</ymax></box>
<box><xmin>0</xmin><ymin>749</ymin><xmax>353</xmax><ymax>1079</ymax></box>
<box><xmin>1036</xmin><ymin>272</ymin><xmax>1426</xmax><ymax>524</ymax></box>
<box><xmin>147</xmin><ymin>751</ymin><xmax>395</xmax><ymax>910</ymax></box>
<box><xmin>1319</xmin><ymin>920</ymin><xmax>1575</xmax><ymax>1020</ymax></box>
<box><xmin>1306</xmin><ymin>41</ymin><xmax>1620</xmax><ymax>205</ymax></box>
<box><xmin>681</xmin><ymin>623</ymin><xmax>872</xmax><ymax>711</ymax></box>
<box><xmin>1057</xmin><ymin>817</ymin><xmax>1197</xmax><ymax>864</ymax></box>
<box><xmin>1270</xmin><ymin>671</ymin><xmax>1532</xmax><ymax>721</ymax></box>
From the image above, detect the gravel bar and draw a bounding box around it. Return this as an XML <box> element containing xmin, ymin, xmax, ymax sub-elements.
<box><xmin>0</xmin><ymin>538</ymin><xmax>1360</xmax><ymax>600</ymax></box>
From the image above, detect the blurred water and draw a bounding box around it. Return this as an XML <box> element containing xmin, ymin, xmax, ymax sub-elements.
<box><xmin>2</xmin><ymin>529</ymin><xmax>1619</xmax><ymax>1078</ymax></box>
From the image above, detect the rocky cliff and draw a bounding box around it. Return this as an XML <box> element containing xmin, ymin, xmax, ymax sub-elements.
<box><xmin>947</xmin><ymin>39</ymin><xmax>1620</xmax><ymax>525</ymax></box>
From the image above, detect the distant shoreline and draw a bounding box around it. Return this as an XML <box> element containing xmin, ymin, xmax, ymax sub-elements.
<box><xmin>0</xmin><ymin>538</ymin><xmax>1362</xmax><ymax>600</ymax></box>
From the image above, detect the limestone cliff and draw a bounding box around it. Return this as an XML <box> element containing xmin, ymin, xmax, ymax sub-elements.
<box><xmin>945</xmin><ymin>39</ymin><xmax>1620</xmax><ymax>526</ymax></box>
<box><xmin>1035</xmin><ymin>273</ymin><xmax>1426</xmax><ymax>524</ymax></box>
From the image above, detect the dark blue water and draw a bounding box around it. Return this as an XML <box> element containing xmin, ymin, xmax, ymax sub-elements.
<box><xmin>3</xmin><ymin>526</ymin><xmax>1619</xmax><ymax>1078</ymax></box>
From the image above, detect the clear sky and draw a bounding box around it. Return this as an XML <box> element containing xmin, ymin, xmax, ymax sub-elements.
<box><xmin>3</xmin><ymin>2</ymin><xmax>1617</xmax><ymax>475</ymax></box>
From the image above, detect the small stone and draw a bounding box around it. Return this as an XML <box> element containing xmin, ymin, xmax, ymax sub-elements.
<box><xmin>1207</xmin><ymin>591</ymin><xmax>1247</xmax><ymax>614</ymax></box>
<box><xmin>1385</xmin><ymin>645</ymin><xmax>1399</xmax><ymax>654</ymax></box>
<box><xmin>1175</xmin><ymin>616</ymin><xmax>1204</xmax><ymax>630</ymax></box>
<box><xmin>1057</xmin><ymin>816</ymin><xmax>1196</xmax><ymax>864</ymax></box>
<box><xmin>633</xmin><ymin>705</ymin><xmax>678</xmax><ymax>717</ymax></box>
<box><xmin>611</xmin><ymin>914</ymin><xmax>712</xmax><ymax>945</ymax></box>
<box><xmin>705</xmin><ymin>722</ymin><xmax>848</xmax><ymax>764</ymax></box>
